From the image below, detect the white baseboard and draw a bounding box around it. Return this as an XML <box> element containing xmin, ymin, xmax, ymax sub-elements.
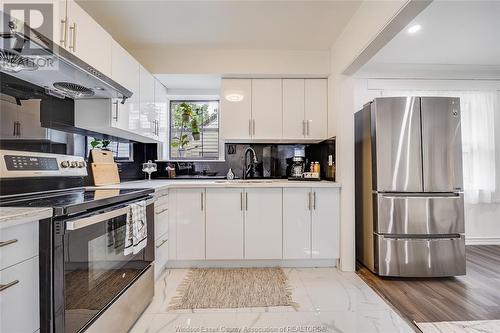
<box><xmin>167</xmin><ymin>259</ymin><xmax>339</xmax><ymax>269</ymax></box>
<box><xmin>466</xmin><ymin>237</ymin><xmax>500</xmax><ymax>245</ymax></box>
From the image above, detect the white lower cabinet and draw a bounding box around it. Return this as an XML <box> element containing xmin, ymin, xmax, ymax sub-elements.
<box><xmin>154</xmin><ymin>194</ymin><xmax>169</xmax><ymax>279</ymax></box>
<box><xmin>170</xmin><ymin>189</ymin><xmax>205</xmax><ymax>260</ymax></box>
<box><xmin>283</xmin><ymin>188</ymin><xmax>311</xmax><ymax>259</ymax></box>
<box><xmin>244</xmin><ymin>188</ymin><xmax>282</xmax><ymax>259</ymax></box>
<box><xmin>0</xmin><ymin>256</ymin><xmax>39</xmax><ymax>333</ymax></box>
<box><xmin>206</xmin><ymin>188</ymin><xmax>244</xmax><ymax>260</ymax></box>
<box><xmin>311</xmin><ymin>188</ymin><xmax>340</xmax><ymax>259</ymax></box>
<box><xmin>283</xmin><ymin>187</ymin><xmax>340</xmax><ymax>259</ymax></box>
<box><xmin>170</xmin><ymin>186</ymin><xmax>339</xmax><ymax>264</ymax></box>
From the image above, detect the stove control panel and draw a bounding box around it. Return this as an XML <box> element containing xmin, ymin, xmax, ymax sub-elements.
<box><xmin>0</xmin><ymin>150</ymin><xmax>88</xmax><ymax>178</ymax></box>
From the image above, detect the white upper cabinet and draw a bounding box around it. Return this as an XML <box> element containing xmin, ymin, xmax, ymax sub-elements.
<box><xmin>63</xmin><ymin>0</ymin><xmax>112</xmax><ymax>77</ymax></box>
<box><xmin>155</xmin><ymin>79</ymin><xmax>168</xmax><ymax>143</ymax></box>
<box><xmin>139</xmin><ymin>65</ymin><xmax>157</xmax><ymax>140</ymax></box>
<box><xmin>305</xmin><ymin>79</ymin><xmax>328</xmax><ymax>140</ymax></box>
<box><xmin>206</xmin><ymin>188</ymin><xmax>244</xmax><ymax>260</ymax></box>
<box><xmin>221</xmin><ymin>79</ymin><xmax>252</xmax><ymax>141</ymax></box>
<box><xmin>221</xmin><ymin>78</ymin><xmax>327</xmax><ymax>141</ymax></box>
<box><xmin>283</xmin><ymin>79</ymin><xmax>306</xmax><ymax>140</ymax></box>
<box><xmin>244</xmin><ymin>188</ymin><xmax>283</xmax><ymax>259</ymax></box>
<box><xmin>110</xmin><ymin>40</ymin><xmax>140</xmax><ymax>131</ymax></box>
<box><xmin>251</xmin><ymin>79</ymin><xmax>283</xmax><ymax>140</ymax></box>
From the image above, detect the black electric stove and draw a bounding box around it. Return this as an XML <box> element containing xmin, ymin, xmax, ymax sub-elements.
<box><xmin>0</xmin><ymin>187</ymin><xmax>154</xmax><ymax>216</ymax></box>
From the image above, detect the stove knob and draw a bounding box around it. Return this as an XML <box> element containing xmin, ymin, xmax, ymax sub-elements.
<box><xmin>70</xmin><ymin>161</ymin><xmax>78</xmax><ymax>168</ymax></box>
<box><xmin>61</xmin><ymin>161</ymin><xmax>70</xmax><ymax>168</ymax></box>
<box><xmin>78</xmin><ymin>161</ymin><xmax>86</xmax><ymax>168</ymax></box>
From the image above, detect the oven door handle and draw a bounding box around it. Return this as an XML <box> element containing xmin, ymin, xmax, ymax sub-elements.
<box><xmin>66</xmin><ymin>206</ymin><xmax>130</xmax><ymax>231</ymax></box>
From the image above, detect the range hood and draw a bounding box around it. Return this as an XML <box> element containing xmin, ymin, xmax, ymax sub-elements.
<box><xmin>0</xmin><ymin>12</ymin><xmax>132</xmax><ymax>103</ymax></box>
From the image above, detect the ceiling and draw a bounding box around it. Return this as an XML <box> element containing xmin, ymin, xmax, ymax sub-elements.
<box><xmin>359</xmin><ymin>0</ymin><xmax>500</xmax><ymax>76</ymax></box>
<box><xmin>155</xmin><ymin>74</ymin><xmax>221</xmax><ymax>91</ymax></box>
<box><xmin>76</xmin><ymin>0</ymin><xmax>361</xmax><ymax>51</ymax></box>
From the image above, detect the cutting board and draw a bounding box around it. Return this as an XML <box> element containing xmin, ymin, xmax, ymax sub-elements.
<box><xmin>90</xmin><ymin>149</ymin><xmax>115</xmax><ymax>163</ymax></box>
<box><xmin>91</xmin><ymin>163</ymin><xmax>120</xmax><ymax>185</ymax></box>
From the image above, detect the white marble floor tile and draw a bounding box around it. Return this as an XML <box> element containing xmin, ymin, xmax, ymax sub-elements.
<box><xmin>417</xmin><ymin>320</ymin><xmax>500</xmax><ymax>333</ymax></box>
<box><xmin>131</xmin><ymin>267</ymin><xmax>416</xmax><ymax>333</ymax></box>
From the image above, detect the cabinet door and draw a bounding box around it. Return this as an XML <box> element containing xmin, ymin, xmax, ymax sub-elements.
<box><xmin>282</xmin><ymin>79</ymin><xmax>305</xmax><ymax>139</ymax></box>
<box><xmin>0</xmin><ymin>100</ymin><xmax>19</xmax><ymax>139</ymax></box>
<box><xmin>111</xmin><ymin>40</ymin><xmax>140</xmax><ymax>131</ymax></box>
<box><xmin>305</xmin><ymin>79</ymin><xmax>328</xmax><ymax>140</ymax></box>
<box><xmin>154</xmin><ymin>236</ymin><xmax>169</xmax><ymax>280</ymax></box>
<box><xmin>0</xmin><ymin>257</ymin><xmax>39</xmax><ymax>333</ymax></box>
<box><xmin>221</xmin><ymin>79</ymin><xmax>252</xmax><ymax>140</ymax></box>
<box><xmin>251</xmin><ymin>79</ymin><xmax>283</xmax><ymax>140</ymax></box>
<box><xmin>283</xmin><ymin>188</ymin><xmax>311</xmax><ymax>259</ymax></box>
<box><xmin>311</xmin><ymin>188</ymin><xmax>339</xmax><ymax>259</ymax></box>
<box><xmin>172</xmin><ymin>189</ymin><xmax>205</xmax><ymax>260</ymax></box>
<box><xmin>66</xmin><ymin>0</ymin><xmax>112</xmax><ymax>77</ymax></box>
<box><xmin>244</xmin><ymin>188</ymin><xmax>282</xmax><ymax>259</ymax></box>
<box><xmin>206</xmin><ymin>188</ymin><xmax>244</xmax><ymax>260</ymax></box>
<box><xmin>155</xmin><ymin>79</ymin><xmax>168</xmax><ymax>142</ymax></box>
<box><xmin>139</xmin><ymin>65</ymin><xmax>157</xmax><ymax>139</ymax></box>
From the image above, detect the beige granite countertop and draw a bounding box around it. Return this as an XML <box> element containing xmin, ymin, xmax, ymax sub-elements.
<box><xmin>0</xmin><ymin>207</ymin><xmax>53</xmax><ymax>229</ymax></box>
<box><xmin>93</xmin><ymin>179</ymin><xmax>341</xmax><ymax>191</ymax></box>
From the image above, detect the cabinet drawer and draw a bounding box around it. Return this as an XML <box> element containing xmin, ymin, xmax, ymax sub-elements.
<box><xmin>155</xmin><ymin>191</ymin><xmax>169</xmax><ymax>205</ymax></box>
<box><xmin>0</xmin><ymin>256</ymin><xmax>40</xmax><ymax>333</ymax></box>
<box><xmin>155</xmin><ymin>209</ymin><xmax>169</xmax><ymax>242</ymax></box>
<box><xmin>0</xmin><ymin>221</ymin><xmax>38</xmax><ymax>270</ymax></box>
<box><xmin>376</xmin><ymin>234</ymin><xmax>466</xmax><ymax>277</ymax></box>
<box><xmin>154</xmin><ymin>237</ymin><xmax>168</xmax><ymax>280</ymax></box>
<box><xmin>377</xmin><ymin>193</ymin><xmax>464</xmax><ymax>235</ymax></box>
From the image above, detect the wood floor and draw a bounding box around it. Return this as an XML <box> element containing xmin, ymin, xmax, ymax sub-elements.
<box><xmin>357</xmin><ymin>245</ymin><xmax>500</xmax><ymax>325</ymax></box>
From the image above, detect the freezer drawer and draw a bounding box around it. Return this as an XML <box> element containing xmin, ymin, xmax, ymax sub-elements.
<box><xmin>375</xmin><ymin>234</ymin><xmax>466</xmax><ymax>277</ymax></box>
<box><xmin>376</xmin><ymin>193</ymin><xmax>464</xmax><ymax>235</ymax></box>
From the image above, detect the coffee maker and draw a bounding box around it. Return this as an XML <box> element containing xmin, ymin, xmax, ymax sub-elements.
<box><xmin>288</xmin><ymin>148</ymin><xmax>305</xmax><ymax>179</ymax></box>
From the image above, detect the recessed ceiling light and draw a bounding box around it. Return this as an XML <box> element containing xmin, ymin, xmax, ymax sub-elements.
<box><xmin>407</xmin><ymin>24</ymin><xmax>421</xmax><ymax>34</ymax></box>
<box><xmin>225</xmin><ymin>93</ymin><xmax>244</xmax><ymax>102</ymax></box>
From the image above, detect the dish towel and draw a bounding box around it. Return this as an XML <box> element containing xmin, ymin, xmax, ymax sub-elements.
<box><xmin>124</xmin><ymin>200</ymin><xmax>147</xmax><ymax>255</ymax></box>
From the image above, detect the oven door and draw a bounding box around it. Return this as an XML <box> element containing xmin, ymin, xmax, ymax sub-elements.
<box><xmin>55</xmin><ymin>198</ymin><xmax>154</xmax><ymax>333</ymax></box>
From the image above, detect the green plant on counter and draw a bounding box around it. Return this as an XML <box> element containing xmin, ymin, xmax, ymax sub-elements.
<box><xmin>191</xmin><ymin>117</ymin><xmax>200</xmax><ymax>140</ymax></box>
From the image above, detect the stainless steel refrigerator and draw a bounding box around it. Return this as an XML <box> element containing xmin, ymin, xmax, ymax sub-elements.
<box><xmin>355</xmin><ymin>96</ymin><xmax>466</xmax><ymax>277</ymax></box>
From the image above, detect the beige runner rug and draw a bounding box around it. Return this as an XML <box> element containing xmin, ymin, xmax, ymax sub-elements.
<box><xmin>168</xmin><ymin>267</ymin><xmax>298</xmax><ymax>310</ymax></box>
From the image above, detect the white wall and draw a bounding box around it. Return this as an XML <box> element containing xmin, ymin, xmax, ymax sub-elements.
<box><xmin>354</xmin><ymin>78</ymin><xmax>500</xmax><ymax>245</ymax></box>
<box><xmin>131</xmin><ymin>47</ymin><xmax>330</xmax><ymax>77</ymax></box>
<box><xmin>327</xmin><ymin>0</ymin><xmax>430</xmax><ymax>271</ymax></box>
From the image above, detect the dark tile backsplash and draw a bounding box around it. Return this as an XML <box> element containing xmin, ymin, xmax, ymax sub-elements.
<box><xmin>152</xmin><ymin>139</ymin><xmax>335</xmax><ymax>180</ymax></box>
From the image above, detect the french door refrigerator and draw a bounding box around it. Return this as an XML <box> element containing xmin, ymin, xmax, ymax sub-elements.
<box><xmin>355</xmin><ymin>96</ymin><xmax>466</xmax><ymax>277</ymax></box>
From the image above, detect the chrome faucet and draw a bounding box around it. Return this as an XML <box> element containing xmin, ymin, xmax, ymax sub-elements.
<box><xmin>243</xmin><ymin>147</ymin><xmax>258</xmax><ymax>179</ymax></box>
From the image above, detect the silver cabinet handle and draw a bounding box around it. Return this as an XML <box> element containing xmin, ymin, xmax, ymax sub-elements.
<box><xmin>12</xmin><ymin>121</ymin><xmax>16</xmax><ymax>136</ymax></box>
<box><xmin>69</xmin><ymin>23</ymin><xmax>76</xmax><ymax>51</ymax></box>
<box><xmin>66</xmin><ymin>206</ymin><xmax>130</xmax><ymax>230</ymax></box>
<box><xmin>313</xmin><ymin>191</ymin><xmax>317</xmax><ymax>210</ymax></box>
<box><xmin>240</xmin><ymin>192</ymin><xmax>243</xmax><ymax>211</ymax></box>
<box><xmin>0</xmin><ymin>239</ymin><xmax>18</xmax><ymax>248</ymax></box>
<box><xmin>252</xmin><ymin>119</ymin><xmax>256</xmax><ymax>135</ymax></box>
<box><xmin>308</xmin><ymin>192</ymin><xmax>312</xmax><ymax>210</ymax></box>
<box><xmin>249</xmin><ymin>119</ymin><xmax>252</xmax><ymax>136</ymax></box>
<box><xmin>245</xmin><ymin>192</ymin><xmax>248</xmax><ymax>211</ymax></box>
<box><xmin>155</xmin><ymin>239</ymin><xmax>168</xmax><ymax>249</ymax></box>
<box><xmin>60</xmin><ymin>18</ymin><xmax>67</xmax><ymax>47</ymax></box>
<box><xmin>112</xmin><ymin>100</ymin><xmax>119</xmax><ymax>121</ymax></box>
<box><xmin>0</xmin><ymin>280</ymin><xmax>19</xmax><ymax>292</ymax></box>
<box><xmin>306</xmin><ymin>120</ymin><xmax>310</xmax><ymax>136</ymax></box>
<box><xmin>201</xmin><ymin>192</ymin><xmax>204</xmax><ymax>211</ymax></box>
